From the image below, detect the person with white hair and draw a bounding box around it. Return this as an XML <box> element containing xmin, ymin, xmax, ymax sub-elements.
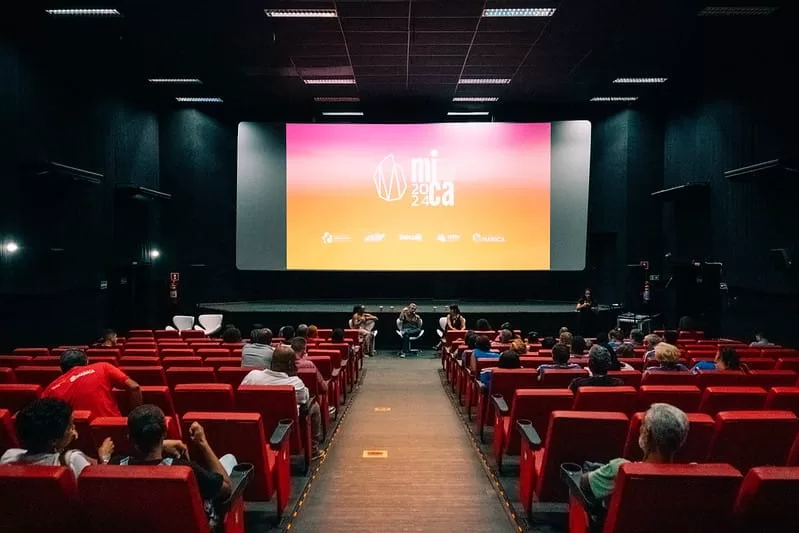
<box><xmin>580</xmin><ymin>403</ymin><xmax>690</xmax><ymax>503</ymax></box>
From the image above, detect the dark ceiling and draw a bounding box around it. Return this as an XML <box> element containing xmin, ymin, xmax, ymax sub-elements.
<box><xmin>4</xmin><ymin>1</ymin><xmax>798</xmax><ymax>118</ymax></box>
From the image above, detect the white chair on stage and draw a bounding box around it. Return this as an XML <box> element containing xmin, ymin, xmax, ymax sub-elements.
<box><xmin>395</xmin><ymin>318</ymin><xmax>424</xmax><ymax>356</ymax></box>
<box><xmin>194</xmin><ymin>314</ymin><xmax>223</xmax><ymax>336</ymax></box>
<box><xmin>165</xmin><ymin>315</ymin><xmax>195</xmax><ymax>331</ymax></box>
<box><xmin>349</xmin><ymin>318</ymin><xmax>378</xmax><ymax>354</ymax></box>
<box><xmin>437</xmin><ymin>316</ymin><xmax>447</xmax><ymax>339</ymax></box>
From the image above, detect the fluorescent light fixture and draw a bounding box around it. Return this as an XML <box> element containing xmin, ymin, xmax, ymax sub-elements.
<box><xmin>149</xmin><ymin>249</ymin><xmax>161</xmax><ymax>259</ymax></box>
<box><xmin>482</xmin><ymin>7</ymin><xmax>556</xmax><ymax>17</ymax></box>
<box><xmin>304</xmin><ymin>78</ymin><xmax>356</xmax><ymax>85</ymax></box>
<box><xmin>314</xmin><ymin>97</ymin><xmax>361</xmax><ymax>103</ymax></box>
<box><xmin>4</xmin><ymin>241</ymin><xmax>19</xmax><ymax>254</ymax></box>
<box><xmin>175</xmin><ymin>97</ymin><xmax>223</xmax><ymax>103</ymax></box>
<box><xmin>448</xmin><ymin>111</ymin><xmax>490</xmax><ymax>116</ymax></box>
<box><xmin>45</xmin><ymin>8</ymin><xmax>122</xmax><ymax>17</ymax></box>
<box><xmin>322</xmin><ymin>112</ymin><xmax>364</xmax><ymax>116</ymax></box>
<box><xmin>264</xmin><ymin>9</ymin><xmax>337</xmax><ymax>18</ymax></box>
<box><xmin>613</xmin><ymin>77</ymin><xmax>668</xmax><ymax>84</ymax></box>
<box><xmin>148</xmin><ymin>78</ymin><xmax>203</xmax><ymax>84</ymax></box>
<box><xmin>458</xmin><ymin>78</ymin><xmax>511</xmax><ymax>85</ymax></box>
<box><xmin>698</xmin><ymin>6</ymin><xmax>778</xmax><ymax>16</ymax></box>
<box><xmin>590</xmin><ymin>96</ymin><xmax>638</xmax><ymax>102</ymax></box>
<box><xmin>452</xmin><ymin>97</ymin><xmax>499</xmax><ymax>102</ymax></box>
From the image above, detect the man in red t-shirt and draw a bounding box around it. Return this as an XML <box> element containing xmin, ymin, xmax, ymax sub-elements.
<box><xmin>43</xmin><ymin>349</ymin><xmax>142</xmax><ymax>417</ymax></box>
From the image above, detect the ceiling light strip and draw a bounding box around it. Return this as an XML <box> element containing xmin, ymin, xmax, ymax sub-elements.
<box><xmin>457</xmin><ymin>78</ymin><xmax>511</xmax><ymax>85</ymax></box>
<box><xmin>697</xmin><ymin>6</ymin><xmax>778</xmax><ymax>16</ymax></box>
<box><xmin>482</xmin><ymin>8</ymin><xmax>556</xmax><ymax>17</ymax></box>
<box><xmin>314</xmin><ymin>97</ymin><xmax>361</xmax><ymax>103</ymax></box>
<box><xmin>175</xmin><ymin>97</ymin><xmax>223</xmax><ymax>103</ymax></box>
<box><xmin>322</xmin><ymin>112</ymin><xmax>364</xmax><ymax>116</ymax></box>
<box><xmin>264</xmin><ymin>9</ymin><xmax>337</xmax><ymax>18</ymax></box>
<box><xmin>613</xmin><ymin>77</ymin><xmax>668</xmax><ymax>84</ymax></box>
<box><xmin>148</xmin><ymin>78</ymin><xmax>203</xmax><ymax>84</ymax></box>
<box><xmin>452</xmin><ymin>97</ymin><xmax>499</xmax><ymax>102</ymax></box>
<box><xmin>590</xmin><ymin>96</ymin><xmax>638</xmax><ymax>102</ymax></box>
<box><xmin>304</xmin><ymin>79</ymin><xmax>356</xmax><ymax>85</ymax></box>
<box><xmin>448</xmin><ymin>111</ymin><xmax>490</xmax><ymax>116</ymax></box>
<box><xmin>45</xmin><ymin>8</ymin><xmax>122</xmax><ymax>17</ymax></box>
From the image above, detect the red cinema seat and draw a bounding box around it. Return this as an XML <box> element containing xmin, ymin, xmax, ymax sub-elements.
<box><xmin>121</xmin><ymin>348</ymin><xmax>158</xmax><ymax>358</ymax></box>
<box><xmin>312</xmin><ymin>346</ymin><xmax>349</xmax><ymax>395</ymax></box>
<box><xmin>308</xmin><ymin>355</ymin><xmax>339</xmax><ymax>413</ymax></box>
<box><xmin>731</xmin><ymin>348</ymin><xmax>762</xmax><ymax>359</ymax></box>
<box><xmin>569</xmin><ymin>463</ymin><xmax>742</xmax><ymax>533</ymax></box>
<box><xmin>707</xmin><ymin>411</ymin><xmax>799</xmax><ymax>473</ymax></box>
<box><xmin>764</xmin><ymin>387</ymin><xmax>799</xmax><ymax>417</ymax></box>
<box><xmin>160</xmin><ymin>348</ymin><xmax>196</xmax><ymax>358</ymax></box>
<box><xmin>640</xmin><ymin>371</ymin><xmax>697</xmax><ymax>386</ymax></box>
<box><xmin>127</xmin><ymin>329</ymin><xmax>154</xmax><ymax>338</ymax></box>
<box><xmin>698</xmin><ymin>386</ymin><xmax>767</xmax><ymax>416</ymax></box>
<box><xmin>119</xmin><ymin>356</ymin><xmax>160</xmax><ymax>367</ymax></box>
<box><xmin>0</xmin><ymin>408</ymin><xmax>19</xmax><ymax>453</ymax></box>
<box><xmin>0</xmin><ymin>384</ymin><xmax>42</xmax><ymax>413</ymax></box>
<box><xmin>342</xmin><ymin>329</ymin><xmax>359</xmax><ymax>343</ymax></box>
<box><xmin>0</xmin><ymin>466</ymin><xmax>81</xmax><ymax>532</ymax></box>
<box><xmin>637</xmin><ymin>386</ymin><xmax>702</xmax><ymax>412</ymax></box>
<box><xmin>217</xmin><ymin>367</ymin><xmax>252</xmax><ymax>389</ymax></box>
<box><xmin>154</xmin><ymin>329</ymin><xmax>180</xmax><ymax>340</ymax></box>
<box><xmin>89</xmin><ymin>355</ymin><xmax>118</xmax><ymax>366</ymax></box>
<box><xmin>13</xmin><ymin>366</ymin><xmax>61</xmax><ymax>388</ymax></box>
<box><xmin>477</xmin><ymin>369</ymin><xmax>539</xmax><ymax>441</ymax></box>
<box><xmin>572</xmin><ymin>386</ymin><xmax>638</xmax><ymax>415</ymax></box>
<box><xmin>617</xmin><ymin>358</ymin><xmax>645</xmax><ymax>371</ymax></box>
<box><xmin>733</xmin><ymin>466</ymin><xmax>799</xmax><ymax>531</ymax></box>
<box><xmin>12</xmin><ymin>348</ymin><xmax>49</xmax><ymax>357</ymax></box>
<box><xmin>740</xmin><ymin>358</ymin><xmax>775</xmax><ymax>370</ymax></box>
<box><xmin>297</xmin><ymin>368</ymin><xmax>330</xmax><ymax>435</ymax></box>
<box><xmin>27</xmin><ymin>356</ymin><xmax>62</xmax><ymax>367</ymax></box>
<box><xmin>114</xmin><ymin>386</ymin><xmax>179</xmax><ymax>437</ymax></box>
<box><xmin>518</xmin><ymin>411</ymin><xmax>628</xmax><ymax>514</ymax></box>
<box><xmin>120</xmin><ymin>366</ymin><xmax>167</xmax><ymax>387</ymax></box>
<box><xmin>86</xmin><ymin>348</ymin><xmax>121</xmax><ymax>358</ymax></box>
<box><xmin>0</xmin><ymin>367</ymin><xmax>15</xmax><ymax>384</ymax></box>
<box><xmin>80</xmin><ymin>464</ymin><xmax>244</xmax><ymax>533</ymax></box>
<box><xmin>178</xmin><ymin>329</ymin><xmax>205</xmax><ymax>340</ymax></box>
<box><xmin>162</xmin><ymin>357</ymin><xmax>204</xmax><ymax>369</ymax></box>
<box><xmin>696</xmin><ymin>369</ymin><xmax>748</xmax><ymax>388</ymax></box>
<box><xmin>69</xmin><ymin>410</ymin><xmax>95</xmax><ymax>457</ymax></box>
<box><xmin>492</xmin><ymin>389</ymin><xmax>574</xmax><ymax>471</ymax></box>
<box><xmin>623</xmin><ymin>412</ymin><xmax>714</xmax><ymax>463</ymax></box>
<box><xmin>196</xmin><ymin>348</ymin><xmax>232</xmax><ymax>359</ymax></box>
<box><xmin>790</xmin><ymin>434</ymin><xmax>799</xmax><ymax>466</ymax></box>
<box><xmin>519</xmin><ymin>356</ymin><xmax>554</xmax><ymax>369</ymax></box>
<box><xmin>166</xmin><ymin>367</ymin><xmax>216</xmax><ymax>388</ymax></box>
<box><xmin>182</xmin><ymin>412</ymin><xmax>292</xmax><ymax>516</ymax></box>
<box><xmin>204</xmin><ymin>357</ymin><xmax>242</xmax><ymax>370</ymax></box>
<box><xmin>123</xmin><ymin>341</ymin><xmax>157</xmax><ymax>349</ymax></box>
<box><xmin>220</xmin><ymin>343</ymin><xmax>245</xmax><ymax>350</ymax></box>
<box><xmin>747</xmin><ymin>370</ymin><xmax>797</xmax><ymax>390</ymax></box>
<box><xmin>174</xmin><ymin>384</ymin><xmax>235</xmax><ymax>414</ymax></box>
<box><xmin>761</xmin><ymin>349</ymin><xmax>798</xmax><ymax>359</ymax></box>
<box><xmin>90</xmin><ymin>416</ymin><xmax>176</xmax><ymax>457</ymax></box>
<box><xmin>540</xmin><ymin>369</ymin><xmax>589</xmax><ymax>389</ymax></box>
<box><xmin>606</xmin><ymin>371</ymin><xmax>642</xmax><ymax>389</ymax></box>
<box><xmin>0</xmin><ymin>355</ymin><xmax>33</xmax><ymax>369</ymax></box>
<box><xmin>775</xmin><ymin>357</ymin><xmax>799</xmax><ymax>372</ymax></box>
<box><xmin>237</xmin><ymin>385</ymin><xmax>312</xmax><ymax>472</ymax></box>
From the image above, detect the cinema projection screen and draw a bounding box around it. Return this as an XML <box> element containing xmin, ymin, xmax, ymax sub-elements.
<box><xmin>236</xmin><ymin>121</ymin><xmax>591</xmax><ymax>271</ymax></box>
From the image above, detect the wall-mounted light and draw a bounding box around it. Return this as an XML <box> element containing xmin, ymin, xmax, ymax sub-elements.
<box><xmin>5</xmin><ymin>241</ymin><xmax>19</xmax><ymax>254</ymax></box>
<box><xmin>149</xmin><ymin>249</ymin><xmax>161</xmax><ymax>260</ymax></box>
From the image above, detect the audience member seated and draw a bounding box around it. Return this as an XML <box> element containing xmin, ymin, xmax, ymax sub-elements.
<box><xmin>538</xmin><ymin>343</ymin><xmax>581</xmax><ymax>378</ymax></box>
<box><xmin>1</xmin><ymin>398</ymin><xmax>113</xmax><ymax>476</ymax></box>
<box><xmin>615</xmin><ymin>342</ymin><xmax>636</xmax><ymax>358</ymax></box>
<box><xmin>307</xmin><ymin>325</ymin><xmax>319</xmax><ymax>339</ymax></box>
<box><xmin>296</xmin><ymin>324</ymin><xmax>309</xmax><ymax>338</ymax></box>
<box><xmin>241</xmin><ymin>347</ymin><xmax>323</xmax><ymax>459</ymax></box>
<box><xmin>496</xmin><ymin>329</ymin><xmax>514</xmax><ymax>344</ymax></box>
<box><xmin>43</xmin><ymin>349</ymin><xmax>141</xmax><ymax>417</ymax></box>
<box><xmin>290</xmin><ymin>338</ymin><xmax>328</xmax><ymax>396</ymax></box>
<box><xmin>241</xmin><ymin>328</ymin><xmax>274</xmax><ymax>369</ymax></box>
<box><xmin>690</xmin><ymin>346</ymin><xmax>746</xmax><ymax>374</ymax></box>
<box><xmin>475</xmin><ymin>318</ymin><xmax>492</xmax><ymax>331</ymax></box>
<box><xmin>663</xmin><ymin>330</ymin><xmax>679</xmax><ymax>346</ymax></box>
<box><xmin>645</xmin><ymin>343</ymin><xmax>688</xmax><ymax>373</ymax></box>
<box><xmin>221</xmin><ymin>326</ymin><xmax>242</xmax><ymax>344</ymax></box>
<box><xmin>593</xmin><ymin>331</ymin><xmax>614</xmax><ymax>354</ymax></box>
<box><xmin>569</xmin><ymin>346</ymin><xmax>624</xmax><ymax>392</ymax></box>
<box><xmin>330</xmin><ymin>327</ymin><xmax>345</xmax><ymax>344</ymax></box>
<box><xmin>571</xmin><ymin>336</ymin><xmax>588</xmax><ymax>357</ymax></box>
<box><xmin>643</xmin><ymin>334</ymin><xmax>662</xmax><ymax>360</ymax></box>
<box><xmin>559</xmin><ymin>326</ymin><xmax>570</xmax><ymax>335</ymax></box>
<box><xmin>607</xmin><ymin>329</ymin><xmax>624</xmax><ymax>350</ymax></box>
<box><xmin>559</xmin><ymin>331</ymin><xmax>573</xmax><ymax>348</ymax></box>
<box><xmin>110</xmin><ymin>404</ymin><xmax>235</xmax><ymax>530</ymax></box>
<box><xmin>580</xmin><ymin>403</ymin><xmax>689</xmax><ymax>505</ymax></box>
<box><xmin>526</xmin><ymin>331</ymin><xmax>539</xmax><ymax>345</ymax></box>
<box><xmin>96</xmin><ymin>328</ymin><xmax>118</xmax><ymax>347</ymax></box>
<box><xmin>510</xmin><ymin>338</ymin><xmax>527</xmax><ymax>356</ymax></box>
<box><xmin>750</xmin><ymin>331</ymin><xmax>774</xmax><ymax>347</ymax></box>
<box><xmin>472</xmin><ymin>335</ymin><xmax>497</xmax><ymax>360</ymax></box>
<box><xmin>278</xmin><ymin>325</ymin><xmax>295</xmax><ymax>343</ymax></box>
<box><xmin>479</xmin><ymin>351</ymin><xmax>522</xmax><ymax>387</ymax></box>
<box><xmin>628</xmin><ymin>329</ymin><xmax>644</xmax><ymax>347</ymax></box>
<box><xmin>541</xmin><ymin>336</ymin><xmax>557</xmax><ymax>350</ymax></box>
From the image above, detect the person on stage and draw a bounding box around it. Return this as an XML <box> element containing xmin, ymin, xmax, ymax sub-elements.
<box><xmin>445</xmin><ymin>305</ymin><xmax>466</xmax><ymax>331</ymax></box>
<box><xmin>398</xmin><ymin>302</ymin><xmax>422</xmax><ymax>358</ymax></box>
<box><xmin>352</xmin><ymin>305</ymin><xmax>378</xmax><ymax>357</ymax></box>
<box><xmin>576</xmin><ymin>288</ymin><xmax>595</xmax><ymax>335</ymax></box>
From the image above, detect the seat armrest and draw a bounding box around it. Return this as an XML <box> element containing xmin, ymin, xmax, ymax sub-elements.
<box><xmin>221</xmin><ymin>462</ymin><xmax>254</xmax><ymax>508</ymax></box>
<box><xmin>560</xmin><ymin>463</ymin><xmax>602</xmax><ymax>515</ymax></box>
<box><xmin>515</xmin><ymin>419</ymin><xmax>542</xmax><ymax>449</ymax></box>
<box><xmin>331</xmin><ymin>368</ymin><xmax>341</xmax><ymax>378</ymax></box>
<box><xmin>269</xmin><ymin>419</ymin><xmax>294</xmax><ymax>448</ymax></box>
<box><xmin>491</xmin><ymin>394</ymin><xmax>509</xmax><ymax>415</ymax></box>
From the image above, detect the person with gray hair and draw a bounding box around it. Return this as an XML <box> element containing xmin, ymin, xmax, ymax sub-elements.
<box><xmin>643</xmin><ymin>333</ymin><xmax>662</xmax><ymax>360</ymax></box>
<box><xmin>568</xmin><ymin>345</ymin><xmax>624</xmax><ymax>392</ymax></box>
<box><xmin>581</xmin><ymin>403</ymin><xmax>690</xmax><ymax>502</ymax></box>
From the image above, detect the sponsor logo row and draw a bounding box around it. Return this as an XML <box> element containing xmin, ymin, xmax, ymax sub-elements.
<box><xmin>321</xmin><ymin>232</ymin><xmax>506</xmax><ymax>244</ymax></box>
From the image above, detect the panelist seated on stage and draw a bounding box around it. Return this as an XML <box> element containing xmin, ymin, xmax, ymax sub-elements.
<box><xmin>537</xmin><ymin>343</ymin><xmax>582</xmax><ymax>379</ymax></box>
<box><xmin>445</xmin><ymin>304</ymin><xmax>466</xmax><ymax>331</ymax></box>
<box><xmin>398</xmin><ymin>303</ymin><xmax>423</xmax><ymax>357</ymax></box>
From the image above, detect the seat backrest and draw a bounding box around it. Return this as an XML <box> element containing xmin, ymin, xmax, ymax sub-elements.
<box><xmin>537</xmin><ymin>411</ymin><xmax>628</xmax><ymax>501</ymax></box>
<box><xmin>572</xmin><ymin>386</ymin><xmax>638</xmax><ymax>415</ymax></box>
<box><xmin>617</xmin><ymin>358</ymin><xmax>644</xmax><ymax>371</ymax></box>
<box><xmin>0</xmin><ymin>408</ymin><xmax>19</xmax><ymax>453</ymax></box>
<box><xmin>122</xmin><ymin>348</ymin><xmax>158</xmax><ymax>357</ymax></box>
<box><xmin>0</xmin><ymin>384</ymin><xmax>42</xmax><ymax>414</ymax></box>
<box><xmin>640</xmin><ymin>371</ymin><xmax>697</xmax><ymax>386</ymax></box>
<box><xmin>90</xmin><ymin>416</ymin><xmax>175</xmax><ymax>457</ymax></box>
<box><xmin>698</xmin><ymin>386</ymin><xmax>767</xmax><ymax>416</ymax></box>
<box><xmin>747</xmin><ymin>370</ymin><xmax>797</xmax><ymax>390</ymax></box>
<box><xmin>165</xmin><ymin>367</ymin><xmax>217</xmax><ymax>388</ymax></box>
<box><xmin>162</xmin><ymin>357</ymin><xmax>204</xmax><ymax>369</ymax></box>
<box><xmin>120</xmin><ymin>366</ymin><xmax>167</xmax><ymax>387</ymax></box>
<box><xmin>118</xmin><ymin>356</ymin><xmax>160</xmax><ymax>367</ymax></box>
<box><xmin>308</xmin><ymin>349</ymin><xmax>342</xmax><ymax>373</ymax></box>
<box><xmin>539</xmin><ymin>368</ymin><xmax>589</xmax><ymax>389</ymax></box>
<box><xmin>173</xmin><ymin>384</ymin><xmax>235</xmax><ymax>414</ymax></box>
<box><xmin>79</xmin><ymin>465</ymin><xmax>210</xmax><ymax>533</ymax></box>
<box><xmin>236</xmin><ymin>385</ymin><xmax>301</xmax><ymax>452</ymax></box>
<box><xmin>197</xmin><ymin>314</ymin><xmax>223</xmax><ymax>332</ymax></box>
<box><xmin>623</xmin><ymin>412</ymin><xmax>714</xmax><ymax>463</ymax></box>
<box><xmin>315</xmin><ymin>344</ymin><xmax>348</xmax><ymax>365</ymax></box>
<box><xmin>734</xmin><ymin>466</ymin><xmax>799</xmax><ymax>531</ymax></box>
<box><xmin>195</xmin><ymin>348</ymin><xmax>231</xmax><ymax>359</ymax></box>
<box><xmin>216</xmin><ymin>367</ymin><xmax>252</xmax><ymax>389</ymax></box>
<box><xmin>307</xmin><ymin>356</ymin><xmax>333</xmax><ymax>380</ymax></box>
<box><xmin>343</xmin><ymin>329</ymin><xmax>359</xmax><ymax>342</ymax></box>
<box><xmin>155</xmin><ymin>329</ymin><xmax>182</xmax><ymax>340</ymax></box>
<box><xmin>12</xmin><ymin>348</ymin><xmax>50</xmax><ymax>357</ymax></box>
<box><xmin>696</xmin><ymin>369</ymin><xmax>748</xmax><ymax>388</ymax></box>
<box><xmin>739</xmin><ymin>358</ymin><xmax>775</xmax><ymax>370</ymax></box>
<box><xmin>172</xmin><ymin>316</ymin><xmax>196</xmax><ymax>331</ymax></box>
<box><xmin>0</xmin><ymin>367</ymin><xmax>15</xmax><ymax>384</ymax></box>
<box><xmin>764</xmin><ymin>386</ymin><xmax>799</xmax><ymax>416</ymax></box>
<box><xmin>438</xmin><ymin>316</ymin><xmax>447</xmax><ymax>330</ymax></box>
<box><xmin>519</xmin><ymin>356</ymin><xmax>555</xmax><ymax>369</ymax></box>
<box><xmin>637</xmin><ymin>385</ymin><xmax>702</xmax><ymax>412</ymax></box>
<box><xmin>181</xmin><ymin>412</ymin><xmax>275</xmax><ymax>502</ymax></box>
<box><xmin>203</xmin><ymin>357</ymin><xmax>242</xmax><ymax>370</ymax></box>
<box><xmin>297</xmin><ymin>368</ymin><xmax>322</xmax><ymax>396</ymax></box>
<box><xmin>0</xmin><ymin>465</ymin><xmax>81</xmax><ymax>532</ymax></box>
<box><xmin>180</xmin><ymin>329</ymin><xmax>207</xmax><ymax>340</ymax></box>
<box><xmin>490</xmin><ymin>369</ymin><xmax>540</xmax><ymax>400</ymax></box>
<box><xmin>707</xmin><ymin>410</ymin><xmax>799</xmax><ymax>472</ymax></box>
<box><xmin>775</xmin><ymin>357</ymin><xmax>799</xmax><ymax>371</ymax></box>
<box><xmin>509</xmin><ymin>389</ymin><xmax>574</xmax><ymax>446</ymax></box>
<box><xmin>606</xmin><ymin>371</ymin><xmax>642</xmax><ymax>389</ymax></box>
<box><xmin>0</xmin><ymin>355</ymin><xmax>33</xmax><ymax>369</ymax></box>
<box><xmin>604</xmin><ymin>463</ymin><xmax>742</xmax><ymax>533</ymax></box>
<box><xmin>127</xmin><ymin>330</ymin><xmax>154</xmax><ymax>338</ymax></box>
<box><xmin>159</xmin><ymin>348</ymin><xmax>196</xmax><ymax>358</ymax></box>
<box><xmin>27</xmin><ymin>356</ymin><xmax>62</xmax><ymax>367</ymax></box>
<box><xmin>13</xmin><ymin>366</ymin><xmax>61</xmax><ymax>388</ymax></box>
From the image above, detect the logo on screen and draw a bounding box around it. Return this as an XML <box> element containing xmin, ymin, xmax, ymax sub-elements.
<box><xmin>374</xmin><ymin>150</ymin><xmax>455</xmax><ymax>207</ymax></box>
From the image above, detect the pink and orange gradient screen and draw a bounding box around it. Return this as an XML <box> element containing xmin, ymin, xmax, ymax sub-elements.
<box><xmin>286</xmin><ymin>122</ymin><xmax>551</xmax><ymax>271</ymax></box>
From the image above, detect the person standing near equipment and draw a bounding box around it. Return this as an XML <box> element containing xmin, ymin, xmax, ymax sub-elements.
<box><xmin>398</xmin><ymin>302</ymin><xmax>422</xmax><ymax>358</ymax></box>
<box><xmin>576</xmin><ymin>288</ymin><xmax>595</xmax><ymax>335</ymax></box>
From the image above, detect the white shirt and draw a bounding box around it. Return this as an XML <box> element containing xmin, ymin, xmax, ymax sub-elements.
<box><xmin>240</xmin><ymin>369</ymin><xmax>309</xmax><ymax>405</ymax></box>
<box><xmin>1</xmin><ymin>449</ymin><xmax>91</xmax><ymax>478</ymax></box>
